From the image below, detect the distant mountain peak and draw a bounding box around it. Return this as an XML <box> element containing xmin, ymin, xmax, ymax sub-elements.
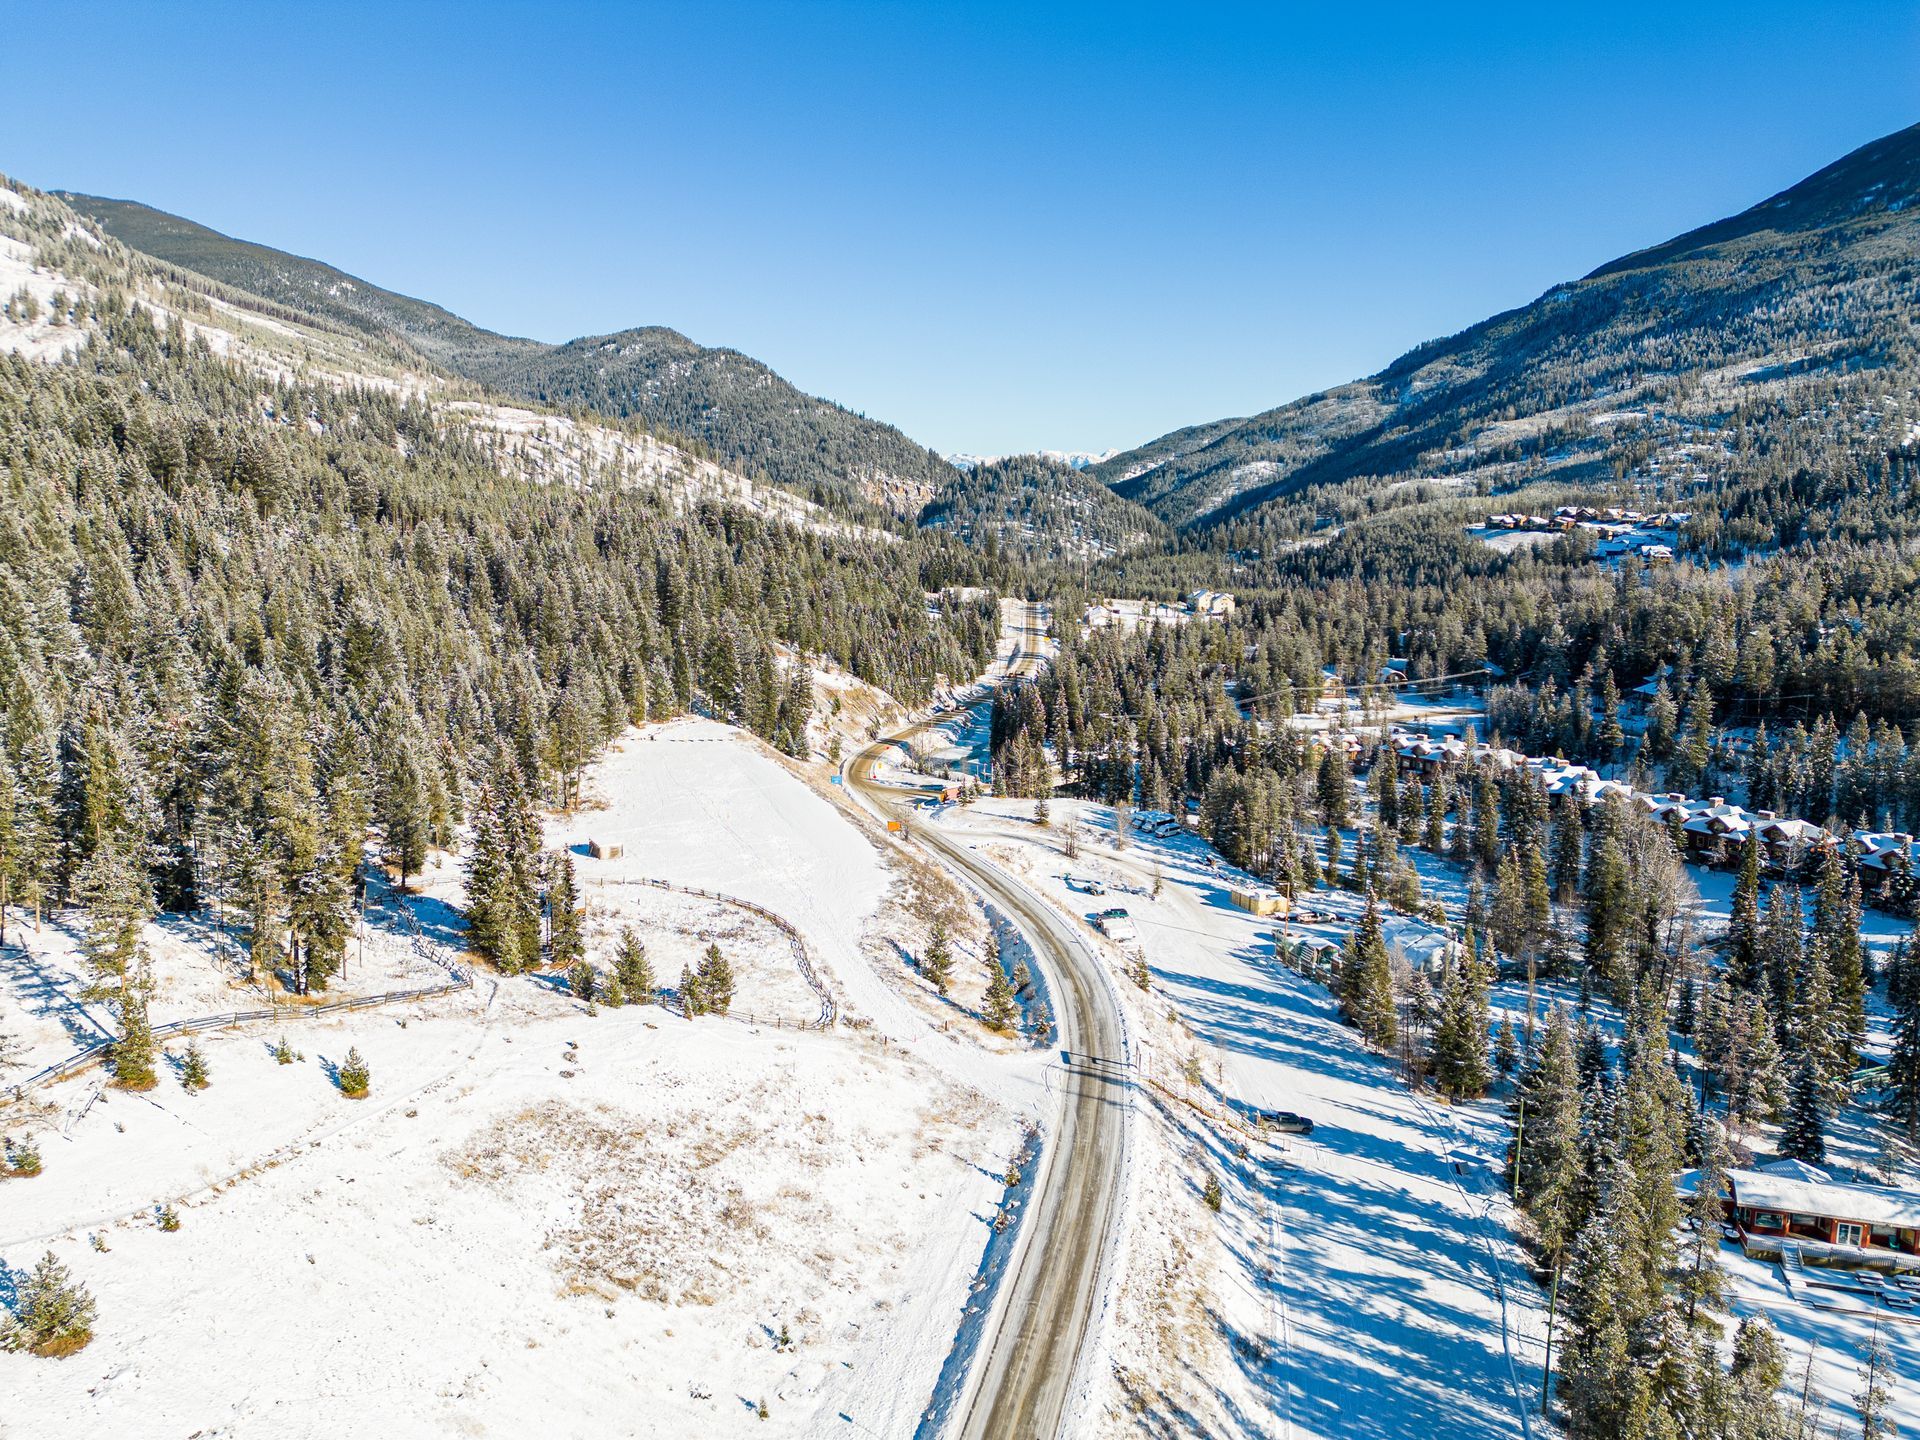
<box><xmin>947</xmin><ymin>448</ymin><xmax>1118</xmax><ymax>472</ymax></box>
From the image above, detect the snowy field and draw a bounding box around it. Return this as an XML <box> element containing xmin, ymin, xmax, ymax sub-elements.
<box><xmin>2</xmin><ymin>721</ymin><xmax>1033</xmax><ymax>1439</ymax></box>
<box><xmin>0</xmin><ymin>989</ymin><xmax>1018</xmax><ymax>1438</ymax></box>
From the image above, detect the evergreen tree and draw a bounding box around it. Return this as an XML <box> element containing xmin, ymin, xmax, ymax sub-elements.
<box><xmin>1494</xmin><ymin>1016</ymin><xmax>1518</xmax><ymax>1077</ymax></box>
<box><xmin>178</xmin><ymin>1038</ymin><xmax>209</xmax><ymax>1091</ymax></box>
<box><xmin>1339</xmin><ymin>892</ymin><xmax>1397</xmax><ymax>1049</ymax></box>
<box><xmin>615</xmin><ymin>927</ymin><xmax>655</xmax><ymax>1004</ymax></box>
<box><xmin>1854</xmin><ymin>1319</ymin><xmax>1898</xmax><ymax>1440</ymax></box>
<box><xmin>1</xmin><ymin>1251</ymin><xmax>96</xmax><ymax>1357</ymax></box>
<box><xmin>696</xmin><ymin>942</ymin><xmax>734</xmax><ymax>1014</ymax></box>
<box><xmin>1727</xmin><ymin>836</ymin><xmax>1763</xmax><ymax>990</ymax></box>
<box><xmin>1890</xmin><ymin>942</ymin><xmax>1920</xmax><ymax>1143</ymax></box>
<box><xmin>1431</xmin><ymin>953</ymin><xmax>1491</xmax><ymax>1101</ymax></box>
<box><xmin>568</xmin><ymin>958</ymin><xmax>597</xmax><ymax>1006</ymax></box>
<box><xmin>1515</xmin><ymin>1008</ymin><xmax>1585</xmax><ymax>1263</ymax></box>
<box><xmin>1316</xmin><ymin>746</ymin><xmax>1351</xmax><ymax>829</ymax></box>
<box><xmin>336</xmin><ymin>1047</ymin><xmax>371</xmax><ymax>1098</ymax></box>
<box><xmin>983</xmin><ymin>957</ymin><xmax>1018</xmax><ymax>1032</ymax></box>
<box><xmin>923</xmin><ymin>917</ymin><xmax>953</xmax><ymax>996</ymax></box>
<box><xmin>1780</xmin><ymin>1058</ymin><xmax>1827</xmax><ymax>1164</ymax></box>
<box><xmin>74</xmin><ymin>841</ymin><xmax>157</xmax><ymax>1089</ymax></box>
<box><xmin>547</xmin><ymin>852</ymin><xmax>584</xmax><ymax>972</ymax></box>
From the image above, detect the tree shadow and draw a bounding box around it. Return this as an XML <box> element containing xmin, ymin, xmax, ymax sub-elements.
<box><xmin>0</xmin><ymin>931</ymin><xmax>115</xmax><ymax>1048</ymax></box>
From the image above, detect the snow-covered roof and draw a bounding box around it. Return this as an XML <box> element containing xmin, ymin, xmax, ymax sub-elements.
<box><xmin>1727</xmin><ymin>1165</ymin><xmax>1920</xmax><ymax>1229</ymax></box>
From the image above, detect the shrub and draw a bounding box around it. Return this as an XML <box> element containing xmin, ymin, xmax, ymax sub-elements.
<box><xmin>336</xmin><ymin>1047</ymin><xmax>371</xmax><ymax>1099</ymax></box>
<box><xmin>1</xmin><ymin>1252</ymin><xmax>96</xmax><ymax>1357</ymax></box>
<box><xmin>4</xmin><ymin>1135</ymin><xmax>43</xmax><ymax>1178</ymax></box>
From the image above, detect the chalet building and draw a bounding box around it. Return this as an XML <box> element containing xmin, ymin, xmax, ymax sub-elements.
<box><xmin>1751</xmin><ymin>814</ymin><xmax>1834</xmax><ymax>872</ymax></box>
<box><xmin>1714</xmin><ymin>1160</ymin><xmax>1920</xmax><ymax>1272</ymax></box>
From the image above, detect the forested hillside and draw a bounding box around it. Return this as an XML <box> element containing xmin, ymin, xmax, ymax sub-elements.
<box><xmin>918</xmin><ymin>453</ymin><xmax>1166</xmax><ymax>561</ymax></box>
<box><xmin>0</xmin><ymin>180</ymin><xmax>998</xmax><ymax>1005</ymax></box>
<box><xmin>61</xmin><ymin>194</ymin><xmax>961</xmax><ymax>519</ymax></box>
<box><xmin>1098</xmin><ymin>121</ymin><xmax>1920</xmax><ymax>530</ymax></box>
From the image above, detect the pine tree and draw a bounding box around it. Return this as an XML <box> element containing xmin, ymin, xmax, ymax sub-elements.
<box><xmin>1316</xmin><ymin>746</ymin><xmax>1351</xmax><ymax>829</ymax></box>
<box><xmin>1854</xmin><ymin>1318</ymin><xmax>1898</xmax><ymax>1440</ymax></box>
<box><xmin>1890</xmin><ymin>942</ymin><xmax>1920</xmax><ymax>1142</ymax></box>
<box><xmin>74</xmin><ymin>840</ymin><xmax>157</xmax><ymax>1089</ymax></box>
<box><xmin>1515</xmin><ymin>1007</ymin><xmax>1584</xmax><ymax>1262</ymax></box>
<box><xmin>680</xmin><ymin>963</ymin><xmax>705</xmax><ymax>1016</ymax></box>
<box><xmin>1812</xmin><ymin>847</ymin><xmax>1867</xmax><ymax>1056</ymax></box>
<box><xmin>1339</xmin><ymin>893</ymin><xmax>1397</xmax><ymax>1049</ymax></box>
<box><xmin>983</xmin><ymin>959</ymin><xmax>1018</xmax><ymax>1032</ymax></box>
<box><xmin>178</xmin><ymin>1039</ymin><xmax>209</xmax><ymax>1091</ymax></box>
<box><xmin>463</xmin><ymin>760</ymin><xmax>542</xmax><ymax>973</ymax></box>
<box><xmin>696</xmin><ymin>942</ymin><xmax>734</xmax><ymax>1014</ymax></box>
<box><xmin>1432</xmin><ymin>954</ymin><xmax>1491</xmax><ymax>1101</ymax></box>
<box><xmin>1780</xmin><ymin>1058</ymin><xmax>1827</xmax><ymax>1164</ymax></box>
<box><xmin>547</xmin><ymin>853</ymin><xmax>585</xmax><ymax>972</ymax></box>
<box><xmin>615</xmin><ymin>927</ymin><xmax>655</xmax><ymax>1003</ymax></box>
<box><xmin>568</xmin><ymin>959</ymin><xmax>597</xmax><ymax>1006</ymax></box>
<box><xmin>336</xmin><ymin>1047</ymin><xmax>371</xmax><ymax>1099</ymax></box>
<box><xmin>1680</xmin><ymin>1122</ymin><xmax>1726</xmax><ymax>1324</ymax></box>
<box><xmin>378</xmin><ymin>734</ymin><xmax>430</xmax><ymax>890</ymax></box>
<box><xmin>1</xmin><ymin>1251</ymin><xmax>96</xmax><ymax>1357</ymax></box>
<box><xmin>1494</xmin><ymin>1016</ymin><xmax>1518</xmax><ymax>1077</ymax></box>
<box><xmin>1727</xmin><ymin>836</ymin><xmax>1763</xmax><ymax>990</ymax></box>
<box><xmin>923</xmin><ymin>917</ymin><xmax>953</xmax><ymax>996</ymax></box>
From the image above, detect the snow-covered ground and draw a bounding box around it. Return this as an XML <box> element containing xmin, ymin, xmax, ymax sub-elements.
<box><xmin>0</xmin><ymin>987</ymin><xmax>1018</xmax><ymax>1438</ymax></box>
<box><xmin>936</xmin><ymin>798</ymin><xmax>1546</xmax><ymax>1439</ymax></box>
<box><xmin>0</xmin><ymin>877</ymin><xmax>460</xmax><ymax>1079</ymax></box>
<box><xmin>3</xmin><ymin>720</ymin><xmax>1035</xmax><ymax>1439</ymax></box>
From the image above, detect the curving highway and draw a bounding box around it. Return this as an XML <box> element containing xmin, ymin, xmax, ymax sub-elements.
<box><xmin>848</xmin><ymin>603</ymin><xmax>1130</xmax><ymax>1440</ymax></box>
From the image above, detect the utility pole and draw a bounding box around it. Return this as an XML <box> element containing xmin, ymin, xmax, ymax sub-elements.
<box><xmin>1511</xmin><ymin>1095</ymin><xmax>1526</xmax><ymax>1202</ymax></box>
<box><xmin>1540</xmin><ymin>1258</ymin><xmax>1562</xmax><ymax>1417</ymax></box>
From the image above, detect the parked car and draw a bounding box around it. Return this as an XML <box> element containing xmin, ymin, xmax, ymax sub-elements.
<box><xmin>1065</xmin><ymin>875</ymin><xmax>1107</xmax><ymax>895</ymax></box>
<box><xmin>1260</xmin><ymin>1111</ymin><xmax>1314</xmax><ymax>1135</ymax></box>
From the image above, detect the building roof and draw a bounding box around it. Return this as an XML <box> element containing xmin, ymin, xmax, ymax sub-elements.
<box><xmin>1727</xmin><ymin>1163</ymin><xmax>1920</xmax><ymax>1229</ymax></box>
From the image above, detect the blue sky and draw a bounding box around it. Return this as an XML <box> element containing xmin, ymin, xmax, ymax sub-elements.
<box><xmin>5</xmin><ymin>3</ymin><xmax>1917</xmax><ymax>456</ymax></box>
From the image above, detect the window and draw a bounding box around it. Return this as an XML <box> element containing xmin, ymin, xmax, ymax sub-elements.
<box><xmin>1836</xmin><ymin>1223</ymin><xmax>1864</xmax><ymax>1247</ymax></box>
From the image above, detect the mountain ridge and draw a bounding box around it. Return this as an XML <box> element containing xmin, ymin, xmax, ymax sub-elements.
<box><xmin>1097</xmin><ymin>120</ymin><xmax>1920</xmax><ymax>531</ymax></box>
<box><xmin>58</xmin><ymin>192</ymin><xmax>960</xmax><ymax>519</ymax></box>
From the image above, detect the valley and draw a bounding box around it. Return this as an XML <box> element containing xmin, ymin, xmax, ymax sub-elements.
<box><xmin>6</xmin><ymin>103</ymin><xmax>1920</xmax><ymax>1440</ymax></box>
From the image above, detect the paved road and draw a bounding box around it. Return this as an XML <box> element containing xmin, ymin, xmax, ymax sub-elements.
<box><xmin>849</xmin><ymin>603</ymin><xmax>1130</xmax><ymax>1440</ymax></box>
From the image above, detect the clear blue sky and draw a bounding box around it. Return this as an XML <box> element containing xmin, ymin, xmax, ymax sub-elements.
<box><xmin>5</xmin><ymin>3</ymin><xmax>1917</xmax><ymax>456</ymax></box>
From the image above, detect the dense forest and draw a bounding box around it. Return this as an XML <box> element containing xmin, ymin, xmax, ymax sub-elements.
<box><xmin>0</xmin><ymin>288</ymin><xmax>996</xmax><ymax>1075</ymax></box>
<box><xmin>62</xmin><ymin>194</ymin><xmax>963</xmax><ymax>520</ymax></box>
<box><xmin>918</xmin><ymin>453</ymin><xmax>1167</xmax><ymax>561</ymax></box>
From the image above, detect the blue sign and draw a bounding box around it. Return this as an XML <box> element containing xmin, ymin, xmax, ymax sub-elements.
<box><xmin>830</xmin><ymin>775</ymin><xmax>843</xmax><ymax>785</ymax></box>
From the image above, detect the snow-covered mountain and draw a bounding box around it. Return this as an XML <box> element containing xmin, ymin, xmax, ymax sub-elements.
<box><xmin>947</xmin><ymin>448</ymin><xmax>1119</xmax><ymax>472</ymax></box>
